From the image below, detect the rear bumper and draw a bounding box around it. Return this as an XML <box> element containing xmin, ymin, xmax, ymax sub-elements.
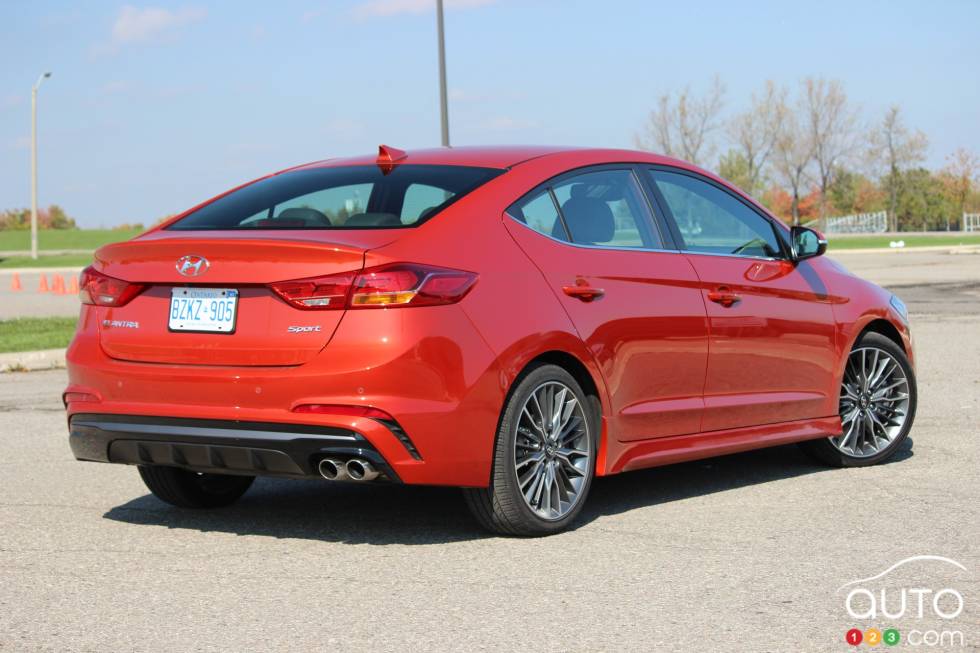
<box><xmin>65</xmin><ymin>303</ymin><xmax>506</xmax><ymax>487</ymax></box>
<box><xmin>69</xmin><ymin>413</ymin><xmax>401</xmax><ymax>481</ymax></box>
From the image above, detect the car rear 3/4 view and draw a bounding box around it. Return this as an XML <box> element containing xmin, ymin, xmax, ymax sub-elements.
<box><xmin>67</xmin><ymin>151</ymin><xmax>506</xmax><ymax>504</ymax></box>
<box><xmin>65</xmin><ymin>145</ymin><xmax>918</xmax><ymax>536</ymax></box>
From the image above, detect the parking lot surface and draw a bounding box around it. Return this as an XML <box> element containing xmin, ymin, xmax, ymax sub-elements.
<box><xmin>0</xmin><ymin>251</ymin><xmax>977</xmax><ymax>651</ymax></box>
<box><xmin>0</xmin><ymin>268</ymin><xmax>83</xmax><ymax>320</ymax></box>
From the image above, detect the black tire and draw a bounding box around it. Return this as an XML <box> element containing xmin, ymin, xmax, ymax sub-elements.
<box><xmin>138</xmin><ymin>465</ymin><xmax>255</xmax><ymax>508</ymax></box>
<box><xmin>799</xmin><ymin>331</ymin><xmax>917</xmax><ymax>467</ymax></box>
<box><xmin>464</xmin><ymin>363</ymin><xmax>597</xmax><ymax>536</ymax></box>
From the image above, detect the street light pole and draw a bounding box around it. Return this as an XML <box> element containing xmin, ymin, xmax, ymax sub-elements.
<box><xmin>31</xmin><ymin>72</ymin><xmax>51</xmax><ymax>261</ymax></box>
<box><xmin>436</xmin><ymin>0</ymin><xmax>450</xmax><ymax>147</ymax></box>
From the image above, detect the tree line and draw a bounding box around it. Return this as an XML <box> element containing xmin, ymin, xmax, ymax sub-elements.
<box><xmin>0</xmin><ymin>206</ymin><xmax>145</xmax><ymax>232</ymax></box>
<box><xmin>0</xmin><ymin>206</ymin><xmax>77</xmax><ymax>230</ymax></box>
<box><xmin>636</xmin><ymin>76</ymin><xmax>980</xmax><ymax>231</ymax></box>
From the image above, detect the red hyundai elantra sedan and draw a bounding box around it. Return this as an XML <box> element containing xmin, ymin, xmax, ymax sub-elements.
<box><xmin>65</xmin><ymin>145</ymin><xmax>916</xmax><ymax>535</ymax></box>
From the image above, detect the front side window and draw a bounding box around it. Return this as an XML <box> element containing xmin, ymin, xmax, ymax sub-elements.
<box><xmin>168</xmin><ymin>165</ymin><xmax>502</xmax><ymax>230</ymax></box>
<box><xmin>650</xmin><ymin>170</ymin><xmax>782</xmax><ymax>258</ymax></box>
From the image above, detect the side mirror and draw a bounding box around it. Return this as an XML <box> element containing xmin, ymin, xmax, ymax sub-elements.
<box><xmin>790</xmin><ymin>226</ymin><xmax>827</xmax><ymax>262</ymax></box>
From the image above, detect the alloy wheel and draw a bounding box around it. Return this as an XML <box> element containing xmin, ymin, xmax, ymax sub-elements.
<box><xmin>513</xmin><ymin>381</ymin><xmax>592</xmax><ymax>521</ymax></box>
<box><xmin>832</xmin><ymin>346</ymin><xmax>911</xmax><ymax>458</ymax></box>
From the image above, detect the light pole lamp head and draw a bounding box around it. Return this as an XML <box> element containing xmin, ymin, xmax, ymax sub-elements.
<box><xmin>35</xmin><ymin>72</ymin><xmax>52</xmax><ymax>90</ymax></box>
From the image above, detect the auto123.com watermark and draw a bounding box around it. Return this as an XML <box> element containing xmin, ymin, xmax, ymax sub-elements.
<box><xmin>839</xmin><ymin>555</ymin><xmax>970</xmax><ymax>648</ymax></box>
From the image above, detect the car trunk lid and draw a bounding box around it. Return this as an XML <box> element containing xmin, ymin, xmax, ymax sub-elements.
<box><xmin>93</xmin><ymin>234</ymin><xmax>380</xmax><ymax>366</ymax></box>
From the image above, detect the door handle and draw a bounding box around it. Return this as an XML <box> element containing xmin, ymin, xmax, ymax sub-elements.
<box><xmin>562</xmin><ymin>282</ymin><xmax>605</xmax><ymax>302</ymax></box>
<box><xmin>707</xmin><ymin>286</ymin><xmax>740</xmax><ymax>307</ymax></box>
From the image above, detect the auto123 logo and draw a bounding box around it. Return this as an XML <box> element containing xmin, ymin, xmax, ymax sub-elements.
<box><xmin>839</xmin><ymin>555</ymin><xmax>969</xmax><ymax>648</ymax></box>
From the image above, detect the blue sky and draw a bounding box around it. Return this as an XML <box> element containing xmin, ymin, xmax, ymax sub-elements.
<box><xmin>2</xmin><ymin>0</ymin><xmax>978</xmax><ymax>227</ymax></box>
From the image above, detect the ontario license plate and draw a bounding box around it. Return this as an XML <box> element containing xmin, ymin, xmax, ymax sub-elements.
<box><xmin>169</xmin><ymin>288</ymin><xmax>238</xmax><ymax>333</ymax></box>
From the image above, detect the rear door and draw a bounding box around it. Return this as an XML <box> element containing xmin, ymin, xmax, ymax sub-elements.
<box><xmin>645</xmin><ymin>167</ymin><xmax>838</xmax><ymax>432</ymax></box>
<box><xmin>504</xmin><ymin>166</ymin><xmax>708</xmax><ymax>440</ymax></box>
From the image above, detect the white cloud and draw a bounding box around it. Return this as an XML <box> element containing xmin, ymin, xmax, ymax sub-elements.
<box><xmin>352</xmin><ymin>0</ymin><xmax>497</xmax><ymax>19</ymax></box>
<box><xmin>109</xmin><ymin>5</ymin><xmax>206</xmax><ymax>46</ymax></box>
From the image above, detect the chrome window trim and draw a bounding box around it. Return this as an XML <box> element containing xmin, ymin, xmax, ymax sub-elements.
<box><xmin>504</xmin><ymin>213</ymin><xmax>682</xmax><ymax>255</ymax></box>
<box><xmin>680</xmin><ymin>249</ymin><xmax>783</xmax><ymax>263</ymax></box>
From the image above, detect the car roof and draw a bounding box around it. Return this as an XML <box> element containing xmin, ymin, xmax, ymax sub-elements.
<box><xmin>288</xmin><ymin>145</ymin><xmax>688</xmax><ymax>171</ymax></box>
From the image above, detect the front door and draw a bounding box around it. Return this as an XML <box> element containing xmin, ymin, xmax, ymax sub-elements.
<box><xmin>646</xmin><ymin>167</ymin><xmax>838</xmax><ymax>432</ymax></box>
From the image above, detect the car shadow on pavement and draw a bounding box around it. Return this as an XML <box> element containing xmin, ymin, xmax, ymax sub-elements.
<box><xmin>103</xmin><ymin>439</ymin><xmax>913</xmax><ymax>544</ymax></box>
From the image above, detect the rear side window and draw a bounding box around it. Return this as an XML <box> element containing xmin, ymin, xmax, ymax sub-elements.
<box><xmin>508</xmin><ymin>190</ymin><xmax>569</xmax><ymax>241</ymax></box>
<box><xmin>507</xmin><ymin>168</ymin><xmax>663</xmax><ymax>249</ymax></box>
<box><xmin>650</xmin><ymin>170</ymin><xmax>782</xmax><ymax>258</ymax></box>
<box><xmin>552</xmin><ymin>170</ymin><xmax>660</xmax><ymax>248</ymax></box>
<box><xmin>168</xmin><ymin>165</ymin><xmax>502</xmax><ymax>230</ymax></box>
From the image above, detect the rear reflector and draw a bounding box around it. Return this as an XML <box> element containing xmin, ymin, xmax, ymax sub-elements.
<box><xmin>63</xmin><ymin>392</ymin><xmax>99</xmax><ymax>405</ymax></box>
<box><xmin>78</xmin><ymin>266</ymin><xmax>147</xmax><ymax>307</ymax></box>
<box><xmin>293</xmin><ymin>404</ymin><xmax>394</xmax><ymax>420</ymax></box>
<box><xmin>269</xmin><ymin>263</ymin><xmax>477</xmax><ymax>310</ymax></box>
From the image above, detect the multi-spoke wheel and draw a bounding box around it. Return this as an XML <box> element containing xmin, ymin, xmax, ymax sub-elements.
<box><xmin>514</xmin><ymin>381</ymin><xmax>591</xmax><ymax>520</ymax></box>
<box><xmin>464</xmin><ymin>364</ymin><xmax>596</xmax><ymax>535</ymax></box>
<box><xmin>800</xmin><ymin>332</ymin><xmax>917</xmax><ymax>467</ymax></box>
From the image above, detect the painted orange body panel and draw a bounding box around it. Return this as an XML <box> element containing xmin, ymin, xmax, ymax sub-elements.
<box><xmin>65</xmin><ymin>146</ymin><xmax>913</xmax><ymax>487</ymax></box>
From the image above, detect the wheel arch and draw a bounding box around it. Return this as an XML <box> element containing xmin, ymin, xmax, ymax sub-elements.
<box><xmin>834</xmin><ymin>314</ymin><xmax>915</xmax><ymax>407</ymax></box>
<box><xmin>504</xmin><ymin>349</ymin><xmax>610</xmax><ymax>477</ymax></box>
<box><xmin>858</xmin><ymin>318</ymin><xmax>906</xmax><ymax>355</ymax></box>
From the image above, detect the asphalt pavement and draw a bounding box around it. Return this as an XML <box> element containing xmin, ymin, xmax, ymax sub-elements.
<box><xmin>0</xmin><ymin>251</ymin><xmax>977</xmax><ymax>651</ymax></box>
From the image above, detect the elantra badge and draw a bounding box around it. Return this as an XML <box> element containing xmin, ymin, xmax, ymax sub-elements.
<box><xmin>176</xmin><ymin>255</ymin><xmax>209</xmax><ymax>277</ymax></box>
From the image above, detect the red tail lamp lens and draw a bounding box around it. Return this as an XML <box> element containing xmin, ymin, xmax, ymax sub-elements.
<box><xmin>78</xmin><ymin>266</ymin><xmax>146</xmax><ymax>307</ymax></box>
<box><xmin>351</xmin><ymin>264</ymin><xmax>477</xmax><ymax>308</ymax></box>
<box><xmin>269</xmin><ymin>264</ymin><xmax>477</xmax><ymax>310</ymax></box>
<box><xmin>268</xmin><ymin>272</ymin><xmax>356</xmax><ymax>310</ymax></box>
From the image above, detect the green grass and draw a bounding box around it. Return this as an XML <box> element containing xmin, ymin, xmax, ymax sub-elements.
<box><xmin>0</xmin><ymin>253</ymin><xmax>95</xmax><ymax>269</ymax></box>
<box><xmin>0</xmin><ymin>228</ymin><xmax>142</xmax><ymax>252</ymax></box>
<box><xmin>0</xmin><ymin>317</ymin><xmax>78</xmax><ymax>354</ymax></box>
<box><xmin>828</xmin><ymin>233</ymin><xmax>980</xmax><ymax>250</ymax></box>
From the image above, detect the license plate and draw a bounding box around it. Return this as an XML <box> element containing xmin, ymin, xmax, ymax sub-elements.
<box><xmin>169</xmin><ymin>288</ymin><xmax>238</xmax><ymax>333</ymax></box>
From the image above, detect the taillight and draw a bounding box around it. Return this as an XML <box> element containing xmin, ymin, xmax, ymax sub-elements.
<box><xmin>268</xmin><ymin>271</ymin><xmax>356</xmax><ymax>310</ymax></box>
<box><xmin>269</xmin><ymin>264</ymin><xmax>477</xmax><ymax>310</ymax></box>
<box><xmin>78</xmin><ymin>266</ymin><xmax>146</xmax><ymax>307</ymax></box>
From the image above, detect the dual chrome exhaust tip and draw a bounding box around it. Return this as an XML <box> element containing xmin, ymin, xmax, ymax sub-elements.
<box><xmin>317</xmin><ymin>457</ymin><xmax>380</xmax><ymax>482</ymax></box>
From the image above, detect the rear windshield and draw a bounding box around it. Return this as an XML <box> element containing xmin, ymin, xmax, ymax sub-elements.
<box><xmin>167</xmin><ymin>164</ymin><xmax>503</xmax><ymax>231</ymax></box>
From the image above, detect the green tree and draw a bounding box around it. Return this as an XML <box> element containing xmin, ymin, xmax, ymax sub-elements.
<box><xmin>828</xmin><ymin>168</ymin><xmax>884</xmax><ymax>215</ymax></box>
<box><xmin>717</xmin><ymin>150</ymin><xmax>754</xmax><ymax>195</ymax></box>
<box><xmin>867</xmin><ymin>106</ymin><xmax>928</xmax><ymax>230</ymax></box>
<box><xmin>45</xmin><ymin>205</ymin><xmax>76</xmax><ymax>229</ymax></box>
<box><xmin>890</xmin><ymin>168</ymin><xmax>952</xmax><ymax>231</ymax></box>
